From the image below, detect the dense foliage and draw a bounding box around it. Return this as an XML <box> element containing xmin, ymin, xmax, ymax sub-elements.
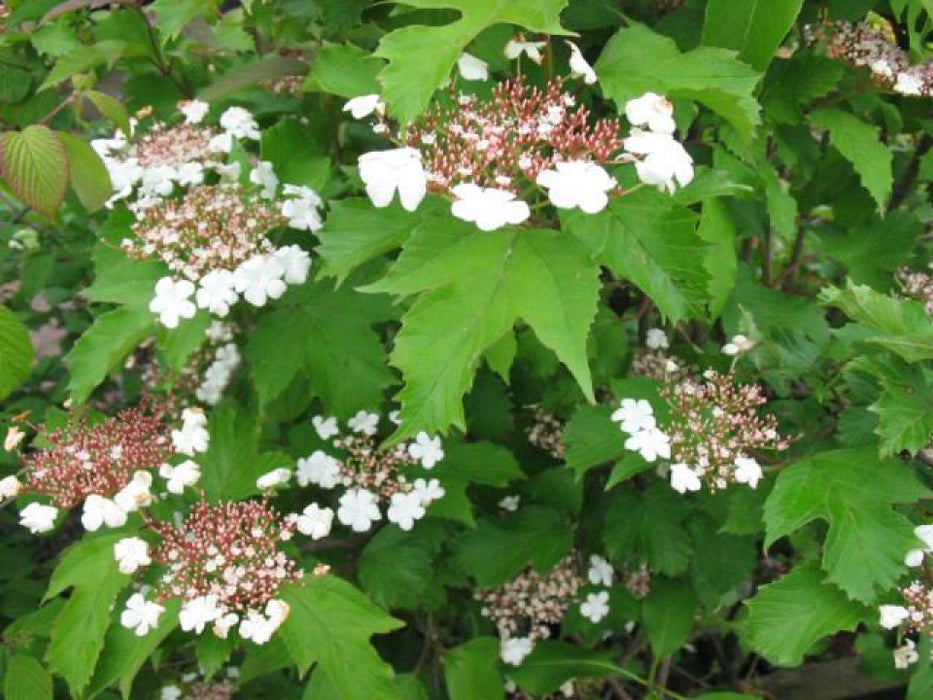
<box><xmin>1</xmin><ymin>1</ymin><xmax>932</xmax><ymax>698</ymax></box>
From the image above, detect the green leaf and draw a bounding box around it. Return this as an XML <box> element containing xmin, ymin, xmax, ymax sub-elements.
<box><xmin>357</xmin><ymin>526</ymin><xmax>438</xmax><ymax>610</ymax></box>
<box><xmin>316</xmin><ymin>199</ymin><xmax>421</xmax><ymax>284</ymax></box>
<box><xmin>744</xmin><ymin>564</ymin><xmax>868</xmax><ymax>666</ymax></box>
<box><xmin>428</xmin><ymin>442</ymin><xmax>523</xmax><ymax>526</ymax></box>
<box><xmin>83</xmin><ymin>90</ymin><xmax>131</xmax><ymax>136</ymax></box>
<box><xmin>366</xmin><ymin>215</ymin><xmax>599</xmax><ymax>439</ymax></box>
<box><xmin>562</xmin><ymin>404</ymin><xmax>626</xmax><ymax>480</ymax></box>
<box><xmin>375</xmin><ymin>0</ymin><xmax>569</xmax><ymax>123</ymax></box>
<box><xmin>88</xmin><ymin>601</ymin><xmax>180</xmax><ymax>698</ymax></box>
<box><xmin>820</xmin><ymin>282</ymin><xmax>933</xmax><ymax>363</ymax></box>
<box><xmin>198</xmin><ymin>56</ymin><xmax>308</xmax><ymax>101</ymax></box>
<box><xmin>151</xmin><ymin>0</ymin><xmax>212</xmax><ymax>40</ymax></box>
<box><xmin>39</xmin><ymin>40</ymin><xmax>126</xmax><ymax>92</ymax></box>
<box><xmin>641</xmin><ymin>577</ymin><xmax>697</xmax><ymax>657</ymax></box>
<box><xmin>605</xmin><ymin>483</ymin><xmax>693</xmax><ymax>576</ymax></box>
<box><xmin>278</xmin><ymin>577</ymin><xmax>403</xmax><ymax>699</ymax></box>
<box><xmin>701</xmin><ymin>0</ymin><xmax>804</xmax><ymax>71</ymax></box>
<box><xmin>65</xmin><ymin>307</ymin><xmax>153</xmax><ymax>404</ymax></box>
<box><xmin>44</xmin><ymin>534</ymin><xmax>132</xmax><ymax>696</ymax></box>
<box><xmin>444</xmin><ymin>638</ymin><xmax>504</xmax><ymax>700</ymax></box>
<box><xmin>260</xmin><ymin>119</ymin><xmax>331</xmax><ymax>191</ymax></box>
<box><xmin>0</xmin><ymin>125</ymin><xmax>69</xmax><ymax>218</ymax></box>
<box><xmin>511</xmin><ymin>641</ymin><xmax>625</xmax><ymax>695</ymax></box>
<box><xmin>810</xmin><ymin>109</ymin><xmax>893</xmax><ymax>210</ymax></box>
<box><xmin>4</xmin><ymin>655</ymin><xmax>52</xmax><ymax>700</ymax></box>
<box><xmin>563</xmin><ymin>190</ymin><xmax>709</xmax><ymax>322</ymax></box>
<box><xmin>303</xmin><ymin>42</ymin><xmax>383</xmax><ymax>98</ymax></box>
<box><xmin>244</xmin><ymin>278</ymin><xmax>395</xmax><ymax>417</ymax></box>
<box><xmin>597</xmin><ymin>23</ymin><xmax>761</xmax><ymax>142</ymax></box>
<box><xmin>818</xmin><ymin>212</ymin><xmax>921</xmax><ymax>289</ymax></box>
<box><xmin>688</xmin><ymin>515</ymin><xmax>757</xmax><ymax>607</ymax></box>
<box><xmin>198</xmin><ymin>401</ymin><xmax>291</xmax><ymax>502</ymax></box>
<box><xmin>59</xmin><ymin>132</ymin><xmax>112</xmax><ymax>212</ymax></box>
<box><xmin>0</xmin><ymin>306</ymin><xmax>34</xmax><ymax>401</ymax></box>
<box><xmin>697</xmin><ymin>198</ymin><xmax>738</xmax><ymax>317</ymax></box>
<box><xmin>763</xmin><ymin>448</ymin><xmax>930</xmax><ymax>603</ymax></box>
<box><xmin>156</xmin><ymin>311</ymin><xmax>211</xmax><ymax>374</ymax></box>
<box><xmin>456</xmin><ymin>506</ymin><xmax>573</xmax><ymax>586</ymax></box>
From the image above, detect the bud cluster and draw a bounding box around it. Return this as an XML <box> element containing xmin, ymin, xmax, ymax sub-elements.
<box><xmin>477</xmin><ymin>556</ymin><xmax>583</xmax><ymax>664</ymax></box>
<box><xmin>525</xmin><ymin>406</ymin><xmax>566</xmax><ymax>460</ymax></box>
<box><xmin>805</xmin><ymin>20</ymin><xmax>932</xmax><ymax>97</ymax></box>
<box><xmin>898</xmin><ymin>267</ymin><xmax>933</xmax><ymax>316</ymax></box>
<box><xmin>662</xmin><ymin>370</ymin><xmax>788</xmax><ymax>493</ymax></box>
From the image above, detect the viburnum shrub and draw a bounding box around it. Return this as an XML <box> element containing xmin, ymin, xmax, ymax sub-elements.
<box><xmin>0</xmin><ymin>1</ymin><xmax>932</xmax><ymax>699</ymax></box>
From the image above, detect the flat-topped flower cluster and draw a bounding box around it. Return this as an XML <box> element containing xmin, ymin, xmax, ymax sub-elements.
<box><xmin>878</xmin><ymin>525</ymin><xmax>933</xmax><ymax>669</ymax></box>
<box><xmin>806</xmin><ymin>20</ymin><xmax>932</xmax><ymax>97</ymax></box>
<box><xmin>612</xmin><ymin>369</ymin><xmax>787</xmax><ymax>494</ymax></box>
<box><xmin>341</xmin><ymin>37</ymin><xmax>695</xmax><ymax>231</ymax></box>
<box><xmin>95</xmin><ymin>102</ymin><xmax>321</xmax><ymax>329</ymax></box>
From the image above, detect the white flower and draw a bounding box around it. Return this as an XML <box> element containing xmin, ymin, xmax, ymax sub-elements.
<box><xmin>234</xmin><ymin>255</ymin><xmax>287</xmax><ymax>307</ymax></box>
<box><xmin>113</xmin><ymin>536</ymin><xmax>151</xmax><ymax>574</ymax></box>
<box><xmin>140</xmin><ymin>165</ymin><xmax>176</xmax><ymax>198</ymax></box>
<box><xmin>0</xmin><ymin>475</ymin><xmax>21</xmax><ymax>499</ymax></box>
<box><xmin>214</xmin><ymin>160</ymin><xmax>240</xmax><ymax>181</ymax></box>
<box><xmin>295</xmin><ymin>503</ymin><xmax>334</xmax><ymax>539</ymax></box>
<box><xmin>907</xmin><ymin>525</ymin><xmax>933</xmax><ymax>566</ymax></box>
<box><xmin>587</xmin><ymin>554</ymin><xmax>614</xmax><ymax>587</ymax></box>
<box><xmin>734</xmin><ymin>456</ymin><xmax>763</xmax><ymax>489</ymax></box>
<box><xmin>337</xmin><ymin>488</ymin><xmax>382</xmax><ymax>532</ymax></box>
<box><xmin>499</xmin><ymin>494</ymin><xmax>521</xmax><ymax>512</ymax></box>
<box><xmin>121</xmin><ymin>593</ymin><xmax>165</xmax><ymax>636</ymax></box>
<box><xmin>879</xmin><ymin>604</ymin><xmax>911</xmax><ymax>629</ymax></box>
<box><xmin>504</xmin><ymin>38</ymin><xmax>546</xmax><ymax>64</ymax></box>
<box><xmin>172</xmin><ymin>415</ymin><xmax>209</xmax><ymax>456</ymax></box>
<box><xmin>161</xmin><ymin>685</ymin><xmax>183</xmax><ymax>700</ymax></box>
<box><xmin>894</xmin><ymin>639</ymin><xmax>919</xmax><ymax>669</ymax></box>
<box><xmin>312</xmin><ymin>415</ymin><xmax>339</xmax><ymax>440</ymax></box>
<box><xmin>159</xmin><ymin>459</ymin><xmax>201</xmax><ymax>494</ymax></box>
<box><xmin>249</xmin><ymin>161</ymin><xmax>279</xmax><ymax>199</ymax></box>
<box><xmin>905</xmin><ymin>548</ymin><xmax>925</xmax><ymax>567</ymax></box>
<box><xmin>457</xmin><ymin>52</ymin><xmax>489</xmax><ymax>81</ymax></box>
<box><xmin>500</xmin><ymin>636</ymin><xmax>533</xmax><ymax>666</ymax></box>
<box><xmin>82</xmin><ymin>494</ymin><xmax>128</xmax><ymax>531</ymax></box>
<box><xmin>387</xmin><ymin>491</ymin><xmax>426</xmax><ymax>531</ymax></box>
<box><xmin>623</xmin><ymin>130</ymin><xmax>694</xmax><ymax>194</ymax></box>
<box><xmin>358</xmin><ymin>147</ymin><xmax>427</xmax><ymax>212</ymax></box>
<box><xmin>611</xmin><ymin>398</ymin><xmax>656</xmax><ymax>435</ymax></box>
<box><xmin>91</xmin><ymin>135</ymin><xmax>126</xmax><ymax>157</ymax></box>
<box><xmin>869</xmin><ymin>59</ymin><xmax>894</xmax><ymax>78</ymax></box>
<box><xmin>281</xmin><ymin>185</ymin><xmax>324</xmax><ymax>231</ymax></box>
<box><xmin>113</xmin><ymin>470</ymin><xmax>153</xmax><ymax>512</ymax></box>
<box><xmin>219</xmin><ymin>106</ymin><xmax>260</xmax><ymax>140</ymax></box>
<box><xmin>196</xmin><ymin>269</ymin><xmax>238</xmax><ymax>317</ymax></box>
<box><xmin>179</xmin><ymin>594</ymin><xmax>222</xmax><ymax>634</ymax></box>
<box><xmin>4</xmin><ymin>426</ymin><xmax>26</xmax><ymax>451</ymax></box>
<box><xmin>408</xmin><ymin>431</ymin><xmax>444</xmax><ymax>468</ymax></box>
<box><xmin>646</xmin><ymin>328</ymin><xmax>669</xmax><ymax>350</ymax></box>
<box><xmin>239</xmin><ymin>610</ymin><xmax>276</xmax><ymax>644</ymax></box>
<box><xmin>413</xmin><ymin>478</ymin><xmax>445</xmax><ymax>506</ymax></box>
<box><xmin>208</xmin><ymin>132</ymin><xmax>233</xmax><ymax>153</ymax></box>
<box><xmin>296</xmin><ymin>450</ymin><xmax>341</xmax><ymax>488</ymax></box>
<box><xmin>213</xmin><ymin>612</ymin><xmax>240</xmax><ymax>639</ymax></box>
<box><xmin>175</xmin><ymin>161</ymin><xmax>205</xmax><ymax>187</ymax></box>
<box><xmin>536</xmin><ymin>160</ymin><xmax>617</xmax><ymax>214</ymax></box>
<box><xmin>150</xmin><ymin>277</ymin><xmax>196</xmax><ymax>329</ymax></box>
<box><xmin>894</xmin><ymin>71</ymin><xmax>923</xmax><ymax>96</ymax></box>
<box><xmin>348</xmin><ymin>410</ymin><xmax>379</xmax><ymax>436</ymax></box>
<box><xmin>256</xmin><ymin>467</ymin><xmax>292</xmax><ymax>490</ymax></box>
<box><xmin>343</xmin><ymin>94</ymin><xmax>383</xmax><ymax>119</ymax></box>
<box><xmin>624</xmin><ymin>92</ymin><xmax>676</xmax><ymax>135</ymax></box>
<box><xmin>450</xmin><ymin>184</ymin><xmax>531</xmax><ymax>231</ymax></box>
<box><xmin>669</xmin><ymin>462</ymin><xmax>702</xmax><ymax>494</ymax></box>
<box><xmin>722</xmin><ymin>334</ymin><xmax>755</xmax><ymax>356</ymax></box>
<box><xmin>580</xmin><ymin>591</ymin><xmax>610</xmax><ymax>623</ymax></box>
<box><xmin>179</xmin><ymin>99</ymin><xmax>209</xmax><ymax>124</ymax></box>
<box><xmin>19</xmin><ymin>502</ymin><xmax>57</xmax><ymax>533</ymax></box>
<box><xmin>266</xmin><ymin>599</ymin><xmax>290</xmax><ymax>627</ymax></box>
<box><xmin>566</xmin><ymin>41</ymin><xmax>597</xmax><ymax>84</ymax></box>
<box><xmin>274</xmin><ymin>245</ymin><xmax>311</xmax><ymax>285</ymax></box>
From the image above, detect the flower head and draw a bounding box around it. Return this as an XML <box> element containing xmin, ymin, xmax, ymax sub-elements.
<box><xmin>624</xmin><ymin>92</ymin><xmax>676</xmax><ymax>135</ymax></box>
<box><xmin>159</xmin><ymin>459</ymin><xmax>201</xmax><ymax>494</ymax></box>
<box><xmin>611</xmin><ymin>398</ymin><xmax>656</xmax><ymax>435</ymax></box>
<box><xmin>294</xmin><ymin>503</ymin><xmax>334</xmax><ymax>539</ymax></box>
<box><xmin>234</xmin><ymin>255</ymin><xmax>287</xmax><ymax>307</ymax></box>
<box><xmin>387</xmin><ymin>491</ymin><xmax>426</xmax><ymax>531</ymax></box>
<box><xmin>536</xmin><ymin>160</ymin><xmax>616</xmax><ymax>213</ymax></box>
<box><xmin>19</xmin><ymin>502</ymin><xmax>58</xmax><ymax>533</ymax></box>
<box><xmin>114</xmin><ymin>536</ymin><xmax>151</xmax><ymax>574</ymax></box>
<box><xmin>358</xmin><ymin>147</ymin><xmax>428</xmax><ymax>212</ymax></box>
<box><xmin>587</xmin><ymin>554</ymin><xmax>614</xmax><ymax>587</ymax></box>
<box><xmin>580</xmin><ymin>591</ymin><xmax>610</xmax><ymax>623</ymax></box>
<box><xmin>624</xmin><ymin>426</ymin><xmax>671</xmax><ymax>462</ymax></box>
<box><xmin>196</xmin><ymin>269</ymin><xmax>238</xmax><ymax>317</ymax></box>
<box><xmin>219</xmin><ymin>107</ymin><xmax>260</xmax><ymax>140</ymax></box>
<box><xmin>408</xmin><ymin>431</ymin><xmax>444</xmax><ymax>469</ymax></box>
<box><xmin>337</xmin><ymin>488</ymin><xmax>382</xmax><ymax>532</ymax></box>
<box><xmin>121</xmin><ymin>593</ymin><xmax>165</xmax><ymax>636</ymax></box>
<box><xmin>150</xmin><ymin>277</ymin><xmax>196</xmax><ymax>329</ymax></box>
<box><xmin>505</xmin><ymin>36</ymin><xmax>546</xmax><ymax>64</ymax></box>
<box><xmin>623</xmin><ymin>130</ymin><xmax>694</xmax><ymax>193</ymax></box>
<box><xmin>296</xmin><ymin>450</ymin><xmax>341</xmax><ymax>488</ymax></box>
<box><xmin>500</xmin><ymin>636</ymin><xmax>533</xmax><ymax>665</ymax></box>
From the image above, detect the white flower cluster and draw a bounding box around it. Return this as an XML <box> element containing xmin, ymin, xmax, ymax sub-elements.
<box><xmin>579</xmin><ymin>554</ymin><xmax>613</xmax><ymax>623</ymax></box>
<box><xmin>345</xmin><ymin>37</ymin><xmax>692</xmax><ymax>232</ymax></box>
<box><xmin>268</xmin><ymin>412</ymin><xmax>447</xmax><ymax>535</ymax></box>
<box><xmin>195</xmin><ymin>342</ymin><xmax>241</xmax><ymax>405</ymax></box>
<box><xmin>156</xmin><ymin>408</ymin><xmax>207</xmax><ymax>495</ymax></box>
